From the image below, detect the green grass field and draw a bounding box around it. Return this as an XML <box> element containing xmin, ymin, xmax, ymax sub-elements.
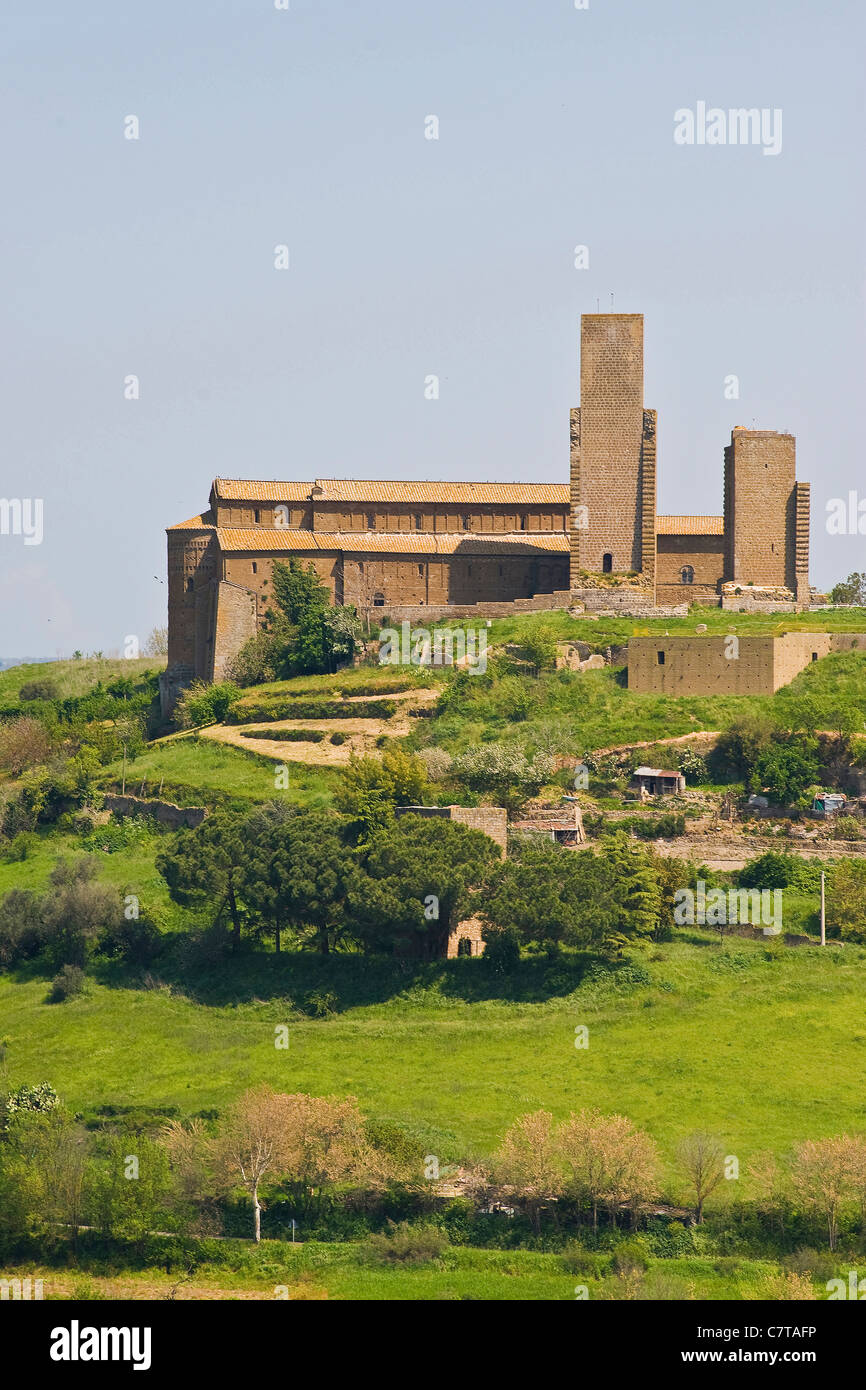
<box><xmin>5</xmin><ymin>1246</ymin><xmax>847</xmax><ymax>1300</ymax></box>
<box><xmin>4</xmin><ymin>937</ymin><xmax>865</xmax><ymax>1200</ymax></box>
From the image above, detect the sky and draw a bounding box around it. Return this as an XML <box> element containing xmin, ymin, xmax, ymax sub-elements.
<box><xmin>1</xmin><ymin>0</ymin><xmax>863</xmax><ymax>655</ymax></box>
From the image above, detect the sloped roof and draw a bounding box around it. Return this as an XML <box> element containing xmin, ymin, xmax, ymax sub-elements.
<box><xmin>215</xmin><ymin>529</ymin><xmax>569</xmax><ymax>556</ymax></box>
<box><xmin>212</xmin><ymin>478</ymin><xmax>569</xmax><ymax>506</ymax></box>
<box><xmin>167</xmin><ymin>512</ymin><xmax>215</xmax><ymax>531</ymax></box>
<box><xmin>656</xmin><ymin>515</ymin><xmax>724</xmax><ymax>536</ymax></box>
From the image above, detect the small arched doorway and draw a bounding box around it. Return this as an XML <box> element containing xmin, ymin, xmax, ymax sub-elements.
<box><xmin>602</xmin><ymin>552</ymin><xmax>613</xmax><ymax>574</ymax></box>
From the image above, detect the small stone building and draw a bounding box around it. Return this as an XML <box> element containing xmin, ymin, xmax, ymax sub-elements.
<box><xmin>394</xmin><ymin>805</ymin><xmax>507</xmax><ymax>958</ymax></box>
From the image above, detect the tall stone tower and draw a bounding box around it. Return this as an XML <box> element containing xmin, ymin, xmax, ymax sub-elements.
<box><xmin>569</xmin><ymin>314</ymin><xmax>656</xmax><ymax>593</ymax></box>
<box><xmin>723</xmin><ymin>427</ymin><xmax>810</xmax><ymax>601</ymax></box>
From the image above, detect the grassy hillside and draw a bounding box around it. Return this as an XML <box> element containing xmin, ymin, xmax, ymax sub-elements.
<box><xmin>412</xmin><ymin>648</ymin><xmax>866</xmax><ymax>760</ymax></box>
<box><xmin>96</xmin><ymin>735</ymin><xmax>339</xmax><ymax>809</ymax></box>
<box><xmin>0</xmin><ymin>656</ymin><xmax>164</xmax><ymax>705</ymax></box>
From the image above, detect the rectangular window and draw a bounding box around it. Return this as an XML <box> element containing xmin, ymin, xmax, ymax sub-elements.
<box><xmin>252</xmin><ymin>561</ymin><xmax>257</xmax><ymax>574</ymax></box>
<box><xmin>254</xmin><ymin>509</ymin><xmax>260</xmax><ymax>523</ymax></box>
<box><xmin>414</xmin><ymin>514</ymin><xmax>422</xmax><ymax>529</ymax></box>
<box><xmin>657</xmin><ymin>651</ymin><xmax>665</xmax><ymax>665</ymax></box>
<box><xmin>367</xmin><ymin>513</ymin><xmax>375</xmax><ymax>530</ymax></box>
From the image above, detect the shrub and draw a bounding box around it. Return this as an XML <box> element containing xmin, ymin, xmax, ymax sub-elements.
<box><xmin>330</xmin><ymin>732</ymin><xmax>347</xmax><ymax>746</ymax></box>
<box><xmin>481</xmin><ymin>925</ymin><xmax>521</xmax><ymax>973</ymax></box>
<box><xmin>79</xmin><ymin>815</ymin><xmax>152</xmax><ymax>854</ymax></box>
<box><xmin>303</xmin><ymin>990</ymin><xmax>338</xmax><ymax>1019</ymax></box>
<box><xmin>4</xmin><ymin>1081</ymin><xmax>59</xmax><ymax>1117</ymax></box>
<box><xmin>782</xmin><ymin>1248</ymin><xmax>837</xmax><ymax>1282</ymax></box>
<box><xmin>0</xmin><ymin>717</ymin><xmax>54</xmax><ymax>775</ymax></box>
<box><xmin>418</xmin><ymin>747</ymin><xmax>453</xmax><ymax>781</ymax></box>
<box><xmin>678</xmin><ymin>747</ymin><xmax>708</xmax><ymax>782</ymax></box>
<box><xmin>240</xmin><ymin>727</ymin><xmax>325</xmax><ymax>743</ymax></box>
<box><xmin>832</xmin><ymin>815</ymin><xmax>861</xmax><ymax>841</ymax></box>
<box><xmin>228</xmin><ymin>697</ymin><xmax>396</xmax><ymax>724</ymax></box>
<box><xmin>560</xmin><ymin>1243</ymin><xmax>611</xmax><ymax>1278</ymax></box>
<box><xmin>611</xmin><ymin>1238</ymin><xmax>650</xmax><ymax>1277</ymax></box>
<box><xmin>365</xmin><ymin>1221</ymin><xmax>449</xmax><ymax>1265</ymax></box>
<box><xmin>225</xmin><ymin>621</ymin><xmax>298</xmax><ymax>687</ymax></box>
<box><xmin>175</xmin><ymin>681</ymin><xmax>242</xmax><ymax>729</ymax></box>
<box><xmin>19</xmin><ymin>678</ymin><xmax>59</xmax><ymax>702</ymax></box>
<box><xmin>50</xmin><ymin>964</ymin><xmax>87</xmax><ymax>1002</ymax></box>
<box><xmin>1</xmin><ymin>831</ymin><xmax>38</xmax><ymax>862</ymax></box>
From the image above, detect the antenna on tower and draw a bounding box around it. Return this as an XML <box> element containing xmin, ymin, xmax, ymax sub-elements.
<box><xmin>610</xmin><ymin>293</ymin><xmax>614</xmax><ymax>310</ymax></box>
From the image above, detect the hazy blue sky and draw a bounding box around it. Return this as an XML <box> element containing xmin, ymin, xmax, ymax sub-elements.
<box><xmin>1</xmin><ymin>0</ymin><xmax>863</xmax><ymax>653</ymax></box>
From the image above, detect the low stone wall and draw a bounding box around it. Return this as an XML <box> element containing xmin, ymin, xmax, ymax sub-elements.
<box><xmin>383</xmin><ymin>591</ymin><xmax>572</xmax><ymax>623</ymax></box>
<box><xmin>572</xmin><ymin>588</ymin><xmax>688</xmax><ymax>617</ymax></box>
<box><xmin>102</xmin><ymin>794</ymin><xmax>207</xmax><ymax>829</ymax></box>
<box><xmin>721</xmin><ymin>596</ymin><xmax>797</xmax><ymax>613</ymax></box>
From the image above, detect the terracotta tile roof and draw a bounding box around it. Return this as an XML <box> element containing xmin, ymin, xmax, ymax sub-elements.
<box><xmin>212</xmin><ymin>478</ymin><xmax>569</xmax><ymax>506</ymax></box>
<box><xmin>167</xmin><ymin>512</ymin><xmax>215</xmax><ymax>531</ymax></box>
<box><xmin>656</xmin><ymin>515</ymin><xmax>724</xmax><ymax>536</ymax></box>
<box><xmin>215</xmin><ymin>529</ymin><xmax>569</xmax><ymax>556</ymax></box>
<box><xmin>211</xmin><ymin>480</ymin><xmax>313</xmax><ymax>502</ymax></box>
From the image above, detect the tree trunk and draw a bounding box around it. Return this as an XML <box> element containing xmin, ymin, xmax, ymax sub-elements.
<box><xmin>253</xmin><ymin>1186</ymin><xmax>261</xmax><ymax>1242</ymax></box>
<box><xmin>275</xmin><ymin>923</ymin><xmax>281</xmax><ymax>954</ymax></box>
<box><xmin>228</xmin><ymin>879</ymin><xmax>241</xmax><ymax>952</ymax></box>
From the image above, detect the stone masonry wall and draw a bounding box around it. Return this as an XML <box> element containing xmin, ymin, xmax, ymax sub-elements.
<box><xmin>628</xmin><ymin>632</ymin><xmax>835</xmax><ymax>696</ymax></box>
<box><xmin>102</xmin><ymin>794</ymin><xmax>207</xmax><ymax>829</ymax></box>
<box><xmin>209</xmin><ymin>580</ymin><xmax>257</xmax><ymax>682</ymax></box>
<box><xmin>723</xmin><ymin>429</ymin><xmax>797</xmax><ymax>589</ymax></box>
<box><xmin>573</xmin><ymin>314</ymin><xmax>647</xmax><ymax>577</ymax></box>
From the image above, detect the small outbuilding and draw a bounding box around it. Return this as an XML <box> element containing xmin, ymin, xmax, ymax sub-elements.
<box><xmin>812</xmin><ymin>792</ymin><xmax>847</xmax><ymax>818</ymax></box>
<box><xmin>631</xmin><ymin>766</ymin><xmax>685</xmax><ymax>797</ymax></box>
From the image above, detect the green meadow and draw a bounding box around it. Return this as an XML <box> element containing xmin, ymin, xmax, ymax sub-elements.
<box><xmin>4</xmin><ymin>936</ymin><xmax>865</xmax><ymax>1198</ymax></box>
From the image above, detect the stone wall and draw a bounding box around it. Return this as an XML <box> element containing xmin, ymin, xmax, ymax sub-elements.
<box><xmin>571</xmin><ymin>314</ymin><xmax>648</xmax><ymax>577</ymax></box>
<box><xmin>656</xmin><ymin>533</ymin><xmax>724</xmax><ymax>607</ymax></box>
<box><xmin>571</xmin><ymin>588</ymin><xmax>687</xmax><ymax>617</ymax></box>
<box><xmin>209</xmin><ymin>580</ymin><xmax>257</xmax><ymax>682</ymax></box>
<box><xmin>102</xmin><ymin>794</ymin><xmax>207</xmax><ymax>829</ymax></box>
<box><xmin>723</xmin><ymin>428</ymin><xmax>799</xmax><ymax>590</ymax></box>
<box><xmin>628</xmin><ymin>631</ymin><xmax>835</xmax><ymax>696</ymax></box>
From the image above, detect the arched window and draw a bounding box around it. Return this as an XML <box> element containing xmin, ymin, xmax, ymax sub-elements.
<box><xmin>457</xmin><ymin>937</ymin><xmax>473</xmax><ymax>957</ymax></box>
<box><xmin>602</xmin><ymin>552</ymin><xmax>613</xmax><ymax>574</ymax></box>
<box><xmin>680</xmin><ymin>565</ymin><xmax>694</xmax><ymax>585</ymax></box>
